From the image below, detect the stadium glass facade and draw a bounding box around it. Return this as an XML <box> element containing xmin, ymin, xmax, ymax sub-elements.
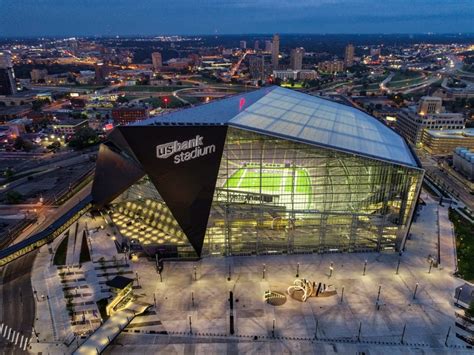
<box><xmin>203</xmin><ymin>128</ymin><xmax>422</xmax><ymax>256</ymax></box>
<box><xmin>92</xmin><ymin>86</ymin><xmax>424</xmax><ymax>258</ymax></box>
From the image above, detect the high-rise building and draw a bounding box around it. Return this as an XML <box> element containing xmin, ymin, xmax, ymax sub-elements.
<box><xmin>265</xmin><ymin>40</ymin><xmax>273</xmax><ymax>53</ymax></box>
<box><xmin>239</xmin><ymin>41</ymin><xmax>247</xmax><ymax>49</ymax></box>
<box><xmin>151</xmin><ymin>52</ymin><xmax>163</xmax><ymax>71</ymax></box>
<box><xmin>290</xmin><ymin>47</ymin><xmax>304</xmax><ymax>70</ymax></box>
<box><xmin>249</xmin><ymin>55</ymin><xmax>272</xmax><ymax>81</ymax></box>
<box><xmin>0</xmin><ymin>52</ymin><xmax>16</xmax><ymax>96</ymax></box>
<box><xmin>271</xmin><ymin>34</ymin><xmax>280</xmax><ymax>70</ymax></box>
<box><xmin>344</xmin><ymin>44</ymin><xmax>355</xmax><ymax>68</ymax></box>
<box><xmin>254</xmin><ymin>40</ymin><xmax>260</xmax><ymax>51</ymax></box>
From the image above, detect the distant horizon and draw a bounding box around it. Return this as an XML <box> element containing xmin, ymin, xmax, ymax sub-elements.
<box><xmin>1</xmin><ymin>0</ymin><xmax>473</xmax><ymax>37</ymax></box>
<box><xmin>1</xmin><ymin>32</ymin><xmax>474</xmax><ymax>40</ymax></box>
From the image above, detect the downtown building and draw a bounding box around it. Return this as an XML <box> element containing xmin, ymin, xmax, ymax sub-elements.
<box><xmin>91</xmin><ymin>87</ymin><xmax>423</xmax><ymax>259</ymax></box>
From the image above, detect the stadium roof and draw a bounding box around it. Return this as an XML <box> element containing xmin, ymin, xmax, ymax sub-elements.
<box><xmin>137</xmin><ymin>86</ymin><xmax>418</xmax><ymax>167</ymax></box>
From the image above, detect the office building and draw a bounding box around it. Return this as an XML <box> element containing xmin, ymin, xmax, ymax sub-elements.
<box><xmin>0</xmin><ymin>52</ymin><xmax>16</xmax><ymax>96</ymax></box>
<box><xmin>453</xmin><ymin>147</ymin><xmax>474</xmax><ymax>180</ymax></box>
<box><xmin>344</xmin><ymin>44</ymin><xmax>355</xmax><ymax>68</ymax></box>
<box><xmin>422</xmin><ymin>129</ymin><xmax>474</xmax><ymax>155</ymax></box>
<box><xmin>290</xmin><ymin>47</ymin><xmax>304</xmax><ymax>70</ymax></box>
<box><xmin>91</xmin><ymin>86</ymin><xmax>423</xmax><ymax>259</ymax></box>
<box><xmin>151</xmin><ymin>52</ymin><xmax>163</xmax><ymax>71</ymax></box>
<box><xmin>271</xmin><ymin>34</ymin><xmax>280</xmax><ymax>70</ymax></box>
<box><xmin>240</xmin><ymin>41</ymin><xmax>247</xmax><ymax>50</ymax></box>
<box><xmin>273</xmin><ymin>69</ymin><xmax>318</xmax><ymax>81</ymax></box>
<box><xmin>396</xmin><ymin>97</ymin><xmax>465</xmax><ymax>146</ymax></box>
<box><xmin>254</xmin><ymin>40</ymin><xmax>260</xmax><ymax>51</ymax></box>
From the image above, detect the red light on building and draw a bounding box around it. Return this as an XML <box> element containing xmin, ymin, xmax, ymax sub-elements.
<box><xmin>239</xmin><ymin>97</ymin><xmax>246</xmax><ymax>111</ymax></box>
<box><xmin>104</xmin><ymin>123</ymin><xmax>114</xmax><ymax>131</ymax></box>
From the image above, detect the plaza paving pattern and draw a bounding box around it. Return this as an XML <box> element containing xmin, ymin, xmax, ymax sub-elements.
<box><xmin>26</xmin><ymin>191</ymin><xmax>473</xmax><ymax>353</ymax></box>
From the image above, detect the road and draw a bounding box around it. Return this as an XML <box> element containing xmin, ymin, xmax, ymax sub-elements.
<box><xmin>417</xmin><ymin>152</ymin><xmax>474</xmax><ymax>211</ymax></box>
<box><xmin>0</xmin><ymin>180</ymin><xmax>93</xmax><ymax>352</ymax></box>
<box><xmin>0</xmin><ymin>251</ymin><xmax>37</xmax><ymax>354</ymax></box>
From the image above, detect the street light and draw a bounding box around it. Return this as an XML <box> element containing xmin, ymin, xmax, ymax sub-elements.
<box><xmin>413</xmin><ymin>283</ymin><xmax>419</xmax><ymax>299</ymax></box>
<box><xmin>363</xmin><ymin>260</ymin><xmax>367</xmax><ymax>276</ymax></box>
<box><xmin>456</xmin><ymin>287</ymin><xmax>463</xmax><ymax>305</ymax></box>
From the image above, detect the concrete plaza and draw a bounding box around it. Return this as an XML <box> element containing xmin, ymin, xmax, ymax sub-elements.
<box><xmin>27</xmin><ymin>190</ymin><xmax>473</xmax><ymax>354</ymax></box>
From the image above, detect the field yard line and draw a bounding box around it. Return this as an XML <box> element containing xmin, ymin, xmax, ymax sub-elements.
<box><xmin>237</xmin><ymin>168</ymin><xmax>247</xmax><ymax>189</ymax></box>
<box><xmin>280</xmin><ymin>169</ymin><xmax>288</xmax><ymax>196</ymax></box>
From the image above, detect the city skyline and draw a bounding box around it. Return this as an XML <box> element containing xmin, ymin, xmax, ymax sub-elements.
<box><xmin>0</xmin><ymin>0</ymin><xmax>473</xmax><ymax>37</ymax></box>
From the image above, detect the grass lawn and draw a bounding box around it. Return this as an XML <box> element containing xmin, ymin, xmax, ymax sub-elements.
<box><xmin>449</xmin><ymin>208</ymin><xmax>474</xmax><ymax>282</ymax></box>
<box><xmin>53</xmin><ymin>233</ymin><xmax>69</xmax><ymax>266</ymax></box>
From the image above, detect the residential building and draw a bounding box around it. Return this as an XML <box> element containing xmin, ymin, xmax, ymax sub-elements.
<box><xmin>344</xmin><ymin>44</ymin><xmax>355</xmax><ymax>68</ymax></box>
<box><xmin>271</xmin><ymin>34</ymin><xmax>280</xmax><ymax>70</ymax></box>
<box><xmin>151</xmin><ymin>52</ymin><xmax>162</xmax><ymax>71</ymax></box>
<box><xmin>290</xmin><ymin>47</ymin><xmax>304</xmax><ymax>70</ymax></box>
<box><xmin>254</xmin><ymin>40</ymin><xmax>260</xmax><ymax>51</ymax></box>
<box><xmin>112</xmin><ymin>107</ymin><xmax>150</xmax><ymax>125</ymax></box>
<box><xmin>30</xmin><ymin>69</ymin><xmax>48</xmax><ymax>83</ymax></box>
<box><xmin>264</xmin><ymin>40</ymin><xmax>273</xmax><ymax>53</ymax></box>
<box><xmin>319</xmin><ymin>60</ymin><xmax>345</xmax><ymax>74</ymax></box>
<box><xmin>52</xmin><ymin>119</ymin><xmax>89</xmax><ymax>136</ymax></box>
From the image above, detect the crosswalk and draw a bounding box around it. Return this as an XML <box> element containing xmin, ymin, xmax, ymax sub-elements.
<box><xmin>0</xmin><ymin>323</ymin><xmax>31</xmax><ymax>351</ymax></box>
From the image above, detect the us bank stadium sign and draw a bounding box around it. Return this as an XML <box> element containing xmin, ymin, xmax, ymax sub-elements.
<box><xmin>156</xmin><ymin>135</ymin><xmax>216</xmax><ymax>164</ymax></box>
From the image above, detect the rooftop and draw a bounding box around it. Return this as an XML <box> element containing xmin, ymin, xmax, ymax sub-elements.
<box><xmin>425</xmin><ymin>128</ymin><xmax>474</xmax><ymax>138</ymax></box>
<box><xmin>135</xmin><ymin>86</ymin><xmax>418</xmax><ymax>167</ymax></box>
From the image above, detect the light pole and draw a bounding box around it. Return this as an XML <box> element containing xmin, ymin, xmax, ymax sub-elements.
<box><xmin>262</xmin><ymin>264</ymin><xmax>266</xmax><ymax>280</ymax></box>
<box><xmin>396</xmin><ymin>257</ymin><xmax>401</xmax><ymax>275</ymax></box>
<box><xmin>189</xmin><ymin>315</ymin><xmax>192</xmax><ymax>334</ymax></box>
<box><xmin>227</xmin><ymin>265</ymin><xmax>231</xmax><ymax>281</ymax></box>
<box><xmin>192</xmin><ymin>291</ymin><xmax>195</xmax><ymax>307</ymax></box>
<box><xmin>445</xmin><ymin>326</ymin><xmax>451</xmax><ymax>346</ymax></box>
<box><xmin>296</xmin><ymin>263</ymin><xmax>299</xmax><ymax>278</ymax></box>
<box><xmin>272</xmin><ymin>319</ymin><xmax>275</xmax><ymax>338</ymax></box>
<box><xmin>363</xmin><ymin>260</ymin><xmax>367</xmax><ymax>276</ymax></box>
<box><xmin>413</xmin><ymin>283</ymin><xmax>419</xmax><ymax>300</ymax></box>
<box><xmin>193</xmin><ymin>265</ymin><xmax>197</xmax><ymax>281</ymax></box>
<box><xmin>329</xmin><ymin>262</ymin><xmax>333</xmax><ymax>278</ymax></box>
<box><xmin>357</xmin><ymin>322</ymin><xmax>362</xmax><ymax>342</ymax></box>
<box><xmin>400</xmin><ymin>323</ymin><xmax>406</xmax><ymax>344</ymax></box>
<box><xmin>428</xmin><ymin>258</ymin><xmax>433</xmax><ymax>274</ymax></box>
<box><xmin>456</xmin><ymin>287</ymin><xmax>463</xmax><ymax>305</ymax></box>
<box><xmin>340</xmin><ymin>286</ymin><xmax>344</xmax><ymax>303</ymax></box>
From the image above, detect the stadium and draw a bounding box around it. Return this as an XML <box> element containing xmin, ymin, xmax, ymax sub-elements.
<box><xmin>91</xmin><ymin>86</ymin><xmax>424</xmax><ymax>258</ymax></box>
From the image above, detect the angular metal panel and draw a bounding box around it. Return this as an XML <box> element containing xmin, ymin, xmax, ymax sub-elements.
<box><xmin>91</xmin><ymin>142</ymin><xmax>145</xmax><ymax>207</ymax></box>
<box><xmin>118</xmin><ymin>125</ymin><xmax>228</xmax><ymax>256</ymax></box>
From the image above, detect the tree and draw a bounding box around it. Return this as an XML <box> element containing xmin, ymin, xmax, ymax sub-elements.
<box><xmin>32</xmin><ymin>98</ymin><xmax>50</xmax><ymax>111</ymax></box>
<box><xmin>47</xmin><ymin>141</ymin><xmax>61</xmax><ymax>152</ymax></box>
<box><xmin>116</xmin><ymin>95</ymin><xmax>129</xmax><ymax>104</ymax></box>
<box><xmin>6</xmin><ymin>190</ymin><xmax>24</xmax><ymax>204</ymax></box>
<box><xmin>13</xmin><ymin>136</ymin><xmax>35</xmax><ymax>152</ymax></box>
<box><xmin>466</xmin><ymin>300</ymin><xmax>474</xmax><ymax>319</ymax></box>
<box><xmin>68</xmin><ymin>127</ymin><xmax>100</xmax><ymax>150</ymax></box>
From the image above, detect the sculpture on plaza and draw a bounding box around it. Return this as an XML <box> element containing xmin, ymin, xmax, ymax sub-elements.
<box><xmin>287</xmin><ymin>279</ymin><xmax>337</xmax><ymax>302</ymax></box>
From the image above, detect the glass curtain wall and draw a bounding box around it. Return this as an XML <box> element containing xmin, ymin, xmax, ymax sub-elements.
<box><xmin>203</xmin><ymin>127</ymin><xmax>422</xmax><ymax>256</ymax></box>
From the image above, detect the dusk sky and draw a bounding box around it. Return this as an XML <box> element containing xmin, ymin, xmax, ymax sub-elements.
<box><xmin>0</xmin><ymin>0</ymin><xmax>473</xmax><ymax>37</ymax></box>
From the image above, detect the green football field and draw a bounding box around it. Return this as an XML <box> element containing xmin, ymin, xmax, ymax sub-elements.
<box><xmin>224</xmin><ymin>163</ymin><xmax>312</xmax><ymax>209</ymax></box>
